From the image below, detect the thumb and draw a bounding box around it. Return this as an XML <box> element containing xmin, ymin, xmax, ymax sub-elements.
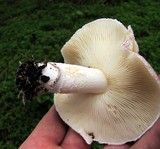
<box><xmin>103</xmin><ymin>144</ymin><xmax>130</xmax><ymax>149</ymax></box>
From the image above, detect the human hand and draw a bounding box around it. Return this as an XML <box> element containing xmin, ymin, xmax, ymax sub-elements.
<box><xmin>19</xmin><ymin>105</ymin><xmax>91</xmax><ymax>149</ymax></box>
<box><xmin>19</xmin><ymin>106</ymin><xmax>160</xmax><ymax>149</ymax></box>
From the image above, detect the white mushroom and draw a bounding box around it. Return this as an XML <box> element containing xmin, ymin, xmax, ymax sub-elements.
<box><xmin>16</xmin><ymin>18</ymin><xmax>160</xmax><ymax>145</ymax></box>
<box><xmin>54</xmin><ymin>18</ymin><xmax>160</xmax><ymax>145</ymax></box>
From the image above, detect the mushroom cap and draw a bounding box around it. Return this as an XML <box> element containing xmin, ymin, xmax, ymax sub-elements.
<box><xmin>54</xmin><ymin>18</ymin><xmax>160</xmax><ymax>144</ymax></box>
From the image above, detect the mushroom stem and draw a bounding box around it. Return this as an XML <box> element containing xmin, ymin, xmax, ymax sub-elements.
<box><xmin>42</xmin><ymin>62</ymin><xmax>107</xmax><ymax>94</ymax></box>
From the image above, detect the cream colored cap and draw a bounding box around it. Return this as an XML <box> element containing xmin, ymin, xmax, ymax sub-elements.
<box><xmin>54</xmin><ymin>18</ymin><xmax>160</xmax><ymax>145</ymax></box>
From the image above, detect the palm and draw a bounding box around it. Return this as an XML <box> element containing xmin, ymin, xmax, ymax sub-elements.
<box><xmin>19</xmin><ymin>106</ymin><xmax>91</xmax><ymax>149</ymax></box>
<box><xmin>20</xmin><ymin>105</ymin><xmax>160</xmax><ymax>149</ymax></box>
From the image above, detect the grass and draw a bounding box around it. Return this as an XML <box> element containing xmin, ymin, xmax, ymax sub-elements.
<box><xmin>0</xmin><ymin>0</ymin><xmax>159</xmax><ymax>148</ymax></box>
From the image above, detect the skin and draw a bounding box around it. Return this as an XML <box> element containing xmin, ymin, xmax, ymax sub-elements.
<box><xmin>19</xmin><ymin>76</ymin><xmax>160</xmax><ymax>149</ymax></box>
<box><xmin>19</xmin><ymin>106</ymin><xmax>160</xmax><ymax>149</ymax></box>
<box><xmin>19</xmin><ymin>106</ymin><xmax>91</xmax><ymax>149</ymax></box>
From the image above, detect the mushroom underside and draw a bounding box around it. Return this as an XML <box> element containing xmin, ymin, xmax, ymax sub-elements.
<box><xmin>54</xmin><ymin>19</ymin><xmax>160</xmax><ymax>144</ymax></box>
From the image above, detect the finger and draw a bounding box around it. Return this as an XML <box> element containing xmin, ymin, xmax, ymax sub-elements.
<box><xmin>19</xmin><ymin>105</ymin><xmax>68</xmax><ymax>149</ymax></box>
<box><xmin>61</xmin><ymin>128</ymin><xmax>91</xmax><ymax>149</ymax></box>
<box><xmin>130</xmin><ymin>117</ymin><xmax>160</xmax><ymax>149</ymax></box>
<box><xmin>103</xmin><ymin>144</ymin><xmax>130</xmax><ymax>149</ymax></box>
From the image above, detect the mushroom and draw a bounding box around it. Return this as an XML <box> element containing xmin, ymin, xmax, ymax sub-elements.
<box><xmin>16</xmin><ymin>18</ymin><xmax>160</xmax><ymax>145</ymax></box>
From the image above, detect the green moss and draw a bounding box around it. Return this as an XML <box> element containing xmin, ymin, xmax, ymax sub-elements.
<box><xmin>0</xmin><ymin>0</ymin><xmax>159</xmax><ymax>148</ymax></box>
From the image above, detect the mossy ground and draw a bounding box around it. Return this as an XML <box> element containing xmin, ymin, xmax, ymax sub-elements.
<box><xmin>0</xmin><ymin>0</ymin><xmax>159</xmax><ymax>148</ymax></box>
